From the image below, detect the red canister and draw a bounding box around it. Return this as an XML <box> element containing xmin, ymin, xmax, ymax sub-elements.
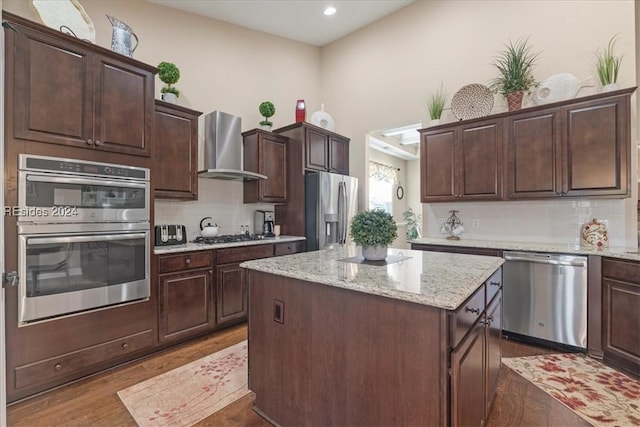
<box><xmin>295</xmin><ymin>99</ymin><xmax>306</xmax><ymax>123</ymax></box>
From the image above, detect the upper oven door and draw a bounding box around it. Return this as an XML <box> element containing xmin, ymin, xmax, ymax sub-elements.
<box><xmin>18</xmin><ymin>171</ymin><xmax>149</xmax><ymax>223</ymax></box>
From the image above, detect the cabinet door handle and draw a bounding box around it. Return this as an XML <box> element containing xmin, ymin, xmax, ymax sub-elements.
<box><xmin>490</xmin><ymin>281</ymin><xmax>500</xmax><ymax>286</ymax></box>
<box><xmin>465</xmin><ymin>307</ymin><xmax>480</xmax><ymax>315</ymax></box>
<box><xmin>122</xmin><ymin>343</ymin><xmax>129</xmax><ymax>350</ymax></box>
<box><xmin>86</xmin><ymin>139</ymin><xmax>93</xmax><ymax>146</ymax></box>
<box><xmin>54</xmin><ymin>363</ymin><xmax>62</xmax><ymax>371</ymax></box>
<box><xmin>486</xmin><ymin>315</ymin><xmax>494</xmax><ymax>323</ymax></box>
<box><xmin>185</xmin><ymin>258</ymin><xmax>191</xmax><ymax>264</ymax></box>
<box><xmin>94</xmin><ymin>140</ymin><xmax>104</xmax><ymax>146</ymax></box>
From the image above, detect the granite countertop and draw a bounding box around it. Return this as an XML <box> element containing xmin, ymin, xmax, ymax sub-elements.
<box><xmin>411</xmin><ymin>237</ymin><xmax>640</xmax><ymax>262</ymax></box>
<box><xmin>154</xmin><ymin>235</ymin><xmax>305</xmax><ymax>255</ymax></box>
<box><xmin>241</xmin><ymin>245</ymin><xmax>504</xmax><ymax>311</ymax></box>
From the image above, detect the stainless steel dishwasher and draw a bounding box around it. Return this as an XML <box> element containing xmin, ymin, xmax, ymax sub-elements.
<box><xmin>502</xmin><ymin>251</ymin><xmax>588</xmax><ymax>349</ymax></box>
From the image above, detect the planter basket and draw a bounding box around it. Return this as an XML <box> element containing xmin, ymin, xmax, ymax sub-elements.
<box><xmin>506</xmin><ymin>91</ymin><xmax>524</xmax><ymax>111</ymax></box>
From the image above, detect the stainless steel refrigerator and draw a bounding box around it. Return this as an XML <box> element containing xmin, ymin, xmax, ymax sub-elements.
<box><xmin>305</xmin><ymin>171</ymin><xmax>358</xmax><ymax>251</ymax></box>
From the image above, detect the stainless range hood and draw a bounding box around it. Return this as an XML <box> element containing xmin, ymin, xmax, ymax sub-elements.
<box><xmin>198</xmin><ymin>111</ymin><xmax>267</xmax><ymax>180</ymax></box>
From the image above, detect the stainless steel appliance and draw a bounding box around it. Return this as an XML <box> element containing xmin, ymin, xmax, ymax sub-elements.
<box><xmin>198</xmin><ymin>111</ymin><xmax>267</xmax><ymax>181</ymax></box>
<box><xmin>305</xmin><ymin>171</ymin><xmax>358</xmax><ymax>251</ymax></box>
<box><xmin>16</xmin><ymin>155</ymin><xmax>150</xmax><ymax>324</ymax></box>
<box><xmin>502</xmin><ymin>251</ymin><xmax>588</xmax><ymax>349</ymax></box>
<box><xmin>155</xmin><ymin>224</ymin><xmax>186</xmax><ymax>246</ymax></box>
<box><xmin>254</xmin><ymin>210</ymin><xmax>275</xmax><ymax>237</ymax></box>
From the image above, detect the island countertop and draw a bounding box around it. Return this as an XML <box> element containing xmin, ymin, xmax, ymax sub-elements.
<box><xmin>240</xmin><ymin>245</ymin><xmax>504</xmax><ymax>310</ymax></box>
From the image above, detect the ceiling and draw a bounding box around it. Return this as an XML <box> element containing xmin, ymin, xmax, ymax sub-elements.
<box><xmin>147</xmin><ymin>0</ymin><xmax>415</xmax><ymax>46</ymax></box>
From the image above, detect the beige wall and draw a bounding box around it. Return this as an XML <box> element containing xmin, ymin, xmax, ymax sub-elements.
<box><xmin>3</xmin><ymin>0</ymin><xmax>638</xmax><ymax>245</ymax></box>
<box><xmin>321</xmin><ymin>0</ymin><xmax>638</xmax><ymax>246</ymax></box>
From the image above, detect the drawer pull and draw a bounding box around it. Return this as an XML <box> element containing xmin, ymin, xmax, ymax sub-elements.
<box><xmin>54</xmin><ymin>363</ymin><xmax>62</xmax><ymax>371</ymax></box>
<box><xmin>185</xmin><ymin>258</ymin><xmax>191</xmax><ymax>264</ymax></box>
<box><xmin>86</xmin><ymin>139</ymin><xmax>93</xmax><ymax>145</ymax></box>
<box><xmin>94</xmin><ymin>139</ymin><xmax>104</xmax><ymax>146</ymax></box>
<box><xmin>122</xmin><ymin>343</ymin><xmax>129</xmax><ymax>350</ymax></box>
<box><xmin>490</xmin><ymin>281</ymin><xmax>500</xmax><ymax>286</ymax></box>
<box><xmin>486</xmin><ymin>315</ymin><xmax>494</xmax><ymax>323</ymax></box>
<box><xmin>465</xmin><ymin>307</ymin><xmax>480</xmax><ymax>315</ymax></box>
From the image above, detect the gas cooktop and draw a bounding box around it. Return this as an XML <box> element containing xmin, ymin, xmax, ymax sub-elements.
<box><xmin>193</xmin><ymin>234</ymin><xmax>266</xmax><ymax>245</ymax></box>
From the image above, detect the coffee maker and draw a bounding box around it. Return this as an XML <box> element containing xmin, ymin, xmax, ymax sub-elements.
<box><xmin>254</xmin><ymin>210</ymin><xmax>275</xmax><ymax>237</ymax></box>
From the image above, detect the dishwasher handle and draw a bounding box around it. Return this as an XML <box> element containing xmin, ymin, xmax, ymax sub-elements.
<box><xmin>503</xmin><ymin>253</ymin><xmax>587</xmax><ymax>267</ymax></box>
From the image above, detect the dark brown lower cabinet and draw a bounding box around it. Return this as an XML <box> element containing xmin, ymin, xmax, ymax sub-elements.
<box><xmin>158</xmin><ymin>268</ymin><xmax>214</xmax><ymax>344</ymax></box>
<box><xmin>602</xmin><ymin>257</ymin><xmax>640</xmax><ymax>377</ymax></box>
<box><xmin>216</xmin><ymin>263</ymin><xmax>247</xmax><ymax>325</ymax></box>
<box><xmin>451</xmin><ymin>319</ymin><xmax>485</xmax><ymax>427</ymax></box>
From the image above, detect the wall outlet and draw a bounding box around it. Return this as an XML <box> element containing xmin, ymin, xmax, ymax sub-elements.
<box><xmin>472</xmin><ymin>219</ymin><xmax>480</xmax><ymax>229</ymax></box>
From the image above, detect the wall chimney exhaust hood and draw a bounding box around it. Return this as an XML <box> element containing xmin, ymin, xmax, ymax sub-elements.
<box><xmin>198</xmin><ymin>111</ymin><xmax>267</xmax><ymax>180</ymax></box>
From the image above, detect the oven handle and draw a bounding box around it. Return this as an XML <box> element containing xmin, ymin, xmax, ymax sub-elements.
<box><xmin>26</xmin><ymin>174</ymin><xmax>147</xmax><ymax>189</ymax></box>
<box><xmin>28</xmin><ymin>233</ymin><xmax>147</xmax><ymax>245</ymax></box>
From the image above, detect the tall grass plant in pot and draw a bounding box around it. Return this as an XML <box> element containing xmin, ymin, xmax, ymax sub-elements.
<box><xmin>489</xmin><ymin>38</ymin><xmax>539</xmax><ymax>111</ymax></box>
<box><xmin>350</xmin><ymin>209</ymin><xmax>398</xmax><ymax>261</ymax></box>
<box><xmin>595</xmin><ymin>34</ymin><xmax>622</xmax><ymax>92</ymax></box>
<box><xmin>427</xmin><ymin>84</ymin><xmax>447</xmax><ymax>126</ymax></box>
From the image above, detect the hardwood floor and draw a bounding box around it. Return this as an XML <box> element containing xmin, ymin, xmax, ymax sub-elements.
<box><xmin>7</xmin><ymin>326</ymin><xmax>590</xmax><ymax>426</ymax></box>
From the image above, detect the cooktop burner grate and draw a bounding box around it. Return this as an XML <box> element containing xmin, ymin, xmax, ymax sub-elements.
<box><xmin>193</xmin><ymin>234</ymin><xmax>265</xmax><ymax>244</ymax></box>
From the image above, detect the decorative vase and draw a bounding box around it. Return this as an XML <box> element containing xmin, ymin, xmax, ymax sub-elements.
<box><xmin>429</xmin><ymin>118</ymin><xmax>441</xmax><ymax>126</ymax></box>
<box><xmin>506</xmin><ymin>91</ymin><xmax>524</xmax><ymax>111</ymax></box>
<box><xmin>602</xmin><ymin>83</ymin><xmax>619</xmax><ymax>92</ymax></box>
<box><xmin>259</xmin><ymin>124</ymin><xmax>272</xmax><ymax>131</ymax></box>
<box><xmin>162</xmin><ymin>92</ymin><xmax>177</xmax><ymax>104</ymax></box>
<box><xmin>362</xmin><ymin>245</ymin><xmax>388</xmax><ymax>261</ymax></box>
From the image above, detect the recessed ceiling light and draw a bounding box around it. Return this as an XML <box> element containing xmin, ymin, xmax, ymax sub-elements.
<box><xmin>324</xmin><ymin>6</ymin><xmax>336</xmax><ymax>16</ymax></box>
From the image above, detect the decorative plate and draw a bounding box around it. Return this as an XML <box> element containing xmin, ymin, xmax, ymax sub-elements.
<box><xmin>30</xmin><ymin>0</ymin><xmax>95</xmax><ymax>42</ymax></box>
<box><xmin>450</xmin><ymin>83</ymin><xmax>494</xmax><ymax>120</ymax></box>
<box><xmin>310</xmin><ymin>110</ymin><xmax>335</xmax><ymax>131</ymax></box>
<box><xmin>581</xmin><ymin>218</ymin><xmax>609</xmax><ymax>248</ymax></box>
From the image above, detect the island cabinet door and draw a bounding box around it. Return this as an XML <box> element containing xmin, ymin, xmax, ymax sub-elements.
<box><xmin>451</xmin><ymin>319</ymin><xmax>485</xmax><ymax>427</ymax></box>
<box><xmin>485</xmin><ymin>291</ymin><xmax>502</xmax><ymax>417</ymax></box>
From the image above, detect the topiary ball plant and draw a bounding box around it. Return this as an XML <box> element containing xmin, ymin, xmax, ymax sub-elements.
<box><xmin>157</xmin><ymin>61</ymin><xmax>181</xmax><ymax>97</ymax></box>
<box><xmin>259</xmin><ymin>101</ymin><xmax>276</xmax><ymax>127</ymax></box>
<box><xmin>350</xmin><ymin>209</ymin><xmax>398</xmax><ymax>248</ymax></box>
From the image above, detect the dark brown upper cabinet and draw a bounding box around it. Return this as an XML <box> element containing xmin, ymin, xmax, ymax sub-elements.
<box><xmin>243</xmin><ymin>129</ymin><xmax>288</xmax><ymax>203</ymax></box>
<box><xmin>420</xmin><ymin>118</ymin><xmax>503</xmax><ymax>202</ymax></box>
<box><xmin>420</xmin><ymin>87</ymin><xmax>634</xmax><ymax>202</ymax></box>
<box><xmin>5</xmin><ymin>12</ymin><xmax>156</xmax><ymax>157</ymax></box>
<box><xmin>154</xmin><ymin>101</ymin><xmax>202</xmax><ymax>200</ymax></box>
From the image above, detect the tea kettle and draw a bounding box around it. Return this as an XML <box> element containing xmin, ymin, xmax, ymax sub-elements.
<box><xmin>200</xmin><ymin>217</ymin><xmax>219</xmax><ymax>238</ymax></box>
<box><xmin>106</xmin><ymin>15</ymin><xmax>138</xmax><ymax>57</ymax></box>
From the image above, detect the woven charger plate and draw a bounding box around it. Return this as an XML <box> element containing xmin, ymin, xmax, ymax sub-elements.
<box><xmin>451</xmin><ymin>83</ymin><xmax>494</xmax><ymax>120</ymax></box>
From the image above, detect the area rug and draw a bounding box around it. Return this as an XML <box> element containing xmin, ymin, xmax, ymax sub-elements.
<box><xmin>118</xmin><ymin>340</ymin><xmax>248</xmax><ymax>427</ymax></box>
<box><xmin>502</xmin><ymin>353</ymin><xmax>640</xmax><ymax>426</ymax></box>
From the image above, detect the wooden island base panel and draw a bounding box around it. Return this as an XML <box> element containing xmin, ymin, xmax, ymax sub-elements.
<box><xmin>242</xmin><ymin>246</ymin><xmax>504</xmax><ymax>427</ymax></box>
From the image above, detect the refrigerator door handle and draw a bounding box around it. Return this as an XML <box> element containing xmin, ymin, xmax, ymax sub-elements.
<box><xmin>338</xmin><ymin>181</ymin><xmax>346</xmax><ymax>244</ymax></box>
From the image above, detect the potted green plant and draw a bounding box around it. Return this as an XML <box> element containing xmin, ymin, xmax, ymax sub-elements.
<box><xmin>595</xmin><ymin>34</ymin><xmax>622</xmax><ymax>92</ymax></box>
<box><xmin>157</xmin><ymin>61</ymin><xmax>180</xmax><ymax>103</ymax></box>
<box><xmin>426</xmin><ymin>83</ymin><xmax>447</xmax><ymax>126</ymax></box>
<box><xmin>350</xmin><ymin>209</ymin><xmax>398</xmax><ymax>261</ymax></box>
<box><xmin>489</xmin><ymin>38</ymin><xmax>539</xmax><ymax>111</ymax></box>
<box><xmin>259</xmin><ymin>101</ymin><xmax>276</xmax><ymax>130</ymax></box>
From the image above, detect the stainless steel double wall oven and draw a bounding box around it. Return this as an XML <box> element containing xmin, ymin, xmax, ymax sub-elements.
<box><xmin>16</xmin><ymin>155</ymin><xmax>150</xmax><ymax>324</ymax></box>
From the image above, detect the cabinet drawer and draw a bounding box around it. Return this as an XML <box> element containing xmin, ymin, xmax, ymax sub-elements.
<box><xmin>485</xmin><ymin>268</ymin><xmax>502</xmax><ymax>304</ymax></box>
<box><xmin>15</xmin><ymin>329</ymin><xmax>153</xmax><ymax>389</ymax></box>
<box><xmin>602</xmin><ymin>258</ymin><xmax>640</xmax><ymax>285</ymax></box>
<box><xmin>274</xmin><ymin>241</ymin><xmax>304</xmax><ymax>256</ymax></box>
<box><xmin>450</xmin><ymin>284</ymin><xmax>485</xmax><ymax>348</ymax></box>
<box><xmin>158</xmin><ymin>251</ymin><xmax>213</xmax><ymax>274</ymax></box>
<box><xmin>218</xmin><ymin>244</ymin><xmax>273</xmax><ymax>264</ymax></box>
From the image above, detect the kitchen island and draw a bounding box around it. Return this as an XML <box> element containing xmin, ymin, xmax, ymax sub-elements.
<box><xmin>241</xmin><ymin>246</ymin><xmax>504</xmax><ymax>426</ymax></box>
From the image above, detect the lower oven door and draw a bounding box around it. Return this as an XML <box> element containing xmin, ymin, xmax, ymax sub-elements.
<box><xmin>18</xmin><ymin>227</ymin><xmax>150</xmax><ymax>324</ymax></box>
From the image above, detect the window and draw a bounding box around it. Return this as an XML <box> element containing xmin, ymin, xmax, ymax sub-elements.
<box><xmin>368</xmin><ymin>161</ymin><xmax>397</xmax><ymax>214</ymax></box>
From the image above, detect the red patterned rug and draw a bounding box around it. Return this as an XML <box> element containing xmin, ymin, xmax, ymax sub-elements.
<box><xmin>118</xmin><ymin>340</ymin><xmax>248</xmax><ymax>426</ymax></box>
<box><xmin>502</xmin><ymin>353</ymin><xmax>640</xmax><ymax>426</ymax></box>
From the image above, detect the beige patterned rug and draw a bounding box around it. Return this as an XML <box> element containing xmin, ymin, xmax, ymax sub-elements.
<box><xmin>118</xmin><ymin>340</ymin><xmax>249</xmax><ymax>427</ymax></box>
<box><xmin>502</xmin><ymin>353</ymin><xmax>640</xmax><ymax>426</ymax></box>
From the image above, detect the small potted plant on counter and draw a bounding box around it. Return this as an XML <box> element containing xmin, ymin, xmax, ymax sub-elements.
<box><xmin>259</xmin><ymin>101</ymin><xmax>276</xmax><ymax>131</ymax></box>
<box><xmin>350</xmin><ymin>209</ymin><xmax>398</xmax><ymax>261</ymax></box>
<box><xmin>595</xmin><ymin>34</ymin><xmax>622</xmax><ymax>92</ymax></box>
<box><xmin>158</xmin><ymin>61</ymin><xmax>180</xmax><ymax>103</ymax></box>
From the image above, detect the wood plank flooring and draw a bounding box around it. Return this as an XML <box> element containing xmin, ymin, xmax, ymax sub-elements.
<box><xmin>7</xmin><ymin>325</ymin><xmax>591</xmax><ymax>426</ymax></box>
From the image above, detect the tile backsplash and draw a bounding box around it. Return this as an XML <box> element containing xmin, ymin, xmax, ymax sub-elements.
<box><xmin>155</xmin><ymin>178</ymin><xmax>275</xmax><ymax>241</ymax></box>
<box><xmin>423</xmin><ymin>199</ymin><xmax>627</xmax><ymax>246</ymax></box>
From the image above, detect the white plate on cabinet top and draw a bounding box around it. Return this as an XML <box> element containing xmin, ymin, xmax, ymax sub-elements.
<box><xmin>310</xmin><ymin>110</ymin><xmax>335</xmax><ymax>131</ymax></box>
